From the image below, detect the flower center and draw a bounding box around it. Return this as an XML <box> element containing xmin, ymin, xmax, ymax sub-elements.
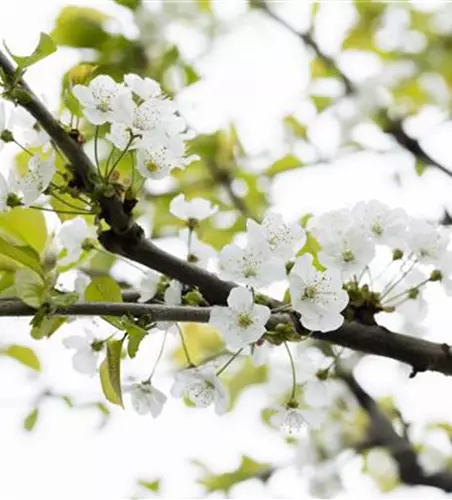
<box><xmin>145</xmin><ymin>160</ymin><xmax>160</xmax><ymax>173</ymax></box>
<box><xmin>342</xmin><ymin>249</ymin><xmax>355</xmax><ymax>263</ymax></box>
<box><xmin>187</xmin><ymin>380</ymin><xmax>214</xmax><ymax>408</ymax></box>
<box><xmin>303</xmin><ymin>285</ymin><xmax>317</xmax><ymax>300</ymax></box>
<box><xmin>237</xmin><ymin>313</ymin><xmax>253</xmax><ymax>329</ymax></box>
<box><xmin>281</xmin><ymin>409</ymin><xmax>305</xmax><ymax>434</ymax></box>
<box><xmin>372</xmin><ymin>222</ymin><xmax>384</xmax><ymax>236</ymax></box>
<box><xmin>97</xmin><ymin>100</ymin><xmax>111</xmax><ymax>112</ymax></box>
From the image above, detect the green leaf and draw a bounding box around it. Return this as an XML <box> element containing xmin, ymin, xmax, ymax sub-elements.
<box><xmin>114</xmin><ymin>0</ymin><xmax>141</xmax><ymax>10</ymax></box>
<box><xmin>15</xmin><ymin>268</ymin><xmax>46</xmax><ymax>308</ymax></box>
<box><xmin>52</xmin><ymin>7</ymin><xmax>108</xmax><ymax>48</ymax></box>
<box><xmin>265</xmin><ymin>154</ymin><xmax>303</xmax><ymax>178</ymax></box>
<box><xmin>2</xmin><ymin>345</ymin><xmax>41</xmax><ymax>371</ymax></box>
<box><xmin>298</xmin><ymin>232</ymin><xmax>324</xmax><ymax>271</ymax></box>
<box><xmin>283</xmin><ymin>115</ymin><xmax>307</xmax><ymax>138</ymax></box>
<box><xmin>85</xmin><ymin>276</ymin><xmax>122</xmax><ymax>303</ymax></box>
<box><xmin>23</xmin><ymin>408</ymin><xmax>39</xmax><ymax>432</ymax></box>
<box><xmin>138</xmin><ymin>479</ymin><xmax>160</xmax><ymax>493</ymax></box>
<box><xmin>0</xmin><ymin>237</ymin><xmax>43</xmax><ymax>276</ymax></box>
<box><xmin>225</xmin><ymin>359</ymin><xmax>267</xmax><ymax>410</ymax></box>
<box><xmin>0</xmin><ymin>208</ymin><xmax>47</xmax><ymax>253</ymax></box>
<box><xmin>198</xmin><ymin>0</ymin><xmax>211</xmax><ymax>12</ymax></box>
<box><xmin>197</xmin><ymin>456</ymin><xmax>271</xmax><ymax>494</ymax></box>
<box><xmin>125</xmin><ymin>322</ymin><xmax>148</xmax><ymax>359</ymax></box>
<box><xmin>4</xmin><ymin>33</ymin><xmax>56</xmax><ymax>69</ymax></box>
<box><xmin>31</xmin><ymin>315</ymin><xmax>66</xmax><ymax>340</ymax></box>
<box><xmin>100</xmin><ymin>339</ymin><xmax>124</xmax><ymax>407</ymax></box>
<box><xmin>415</xmin><ymin>159</ymin><xmax>427</xmax><ymax>176</ymax></box>
<box><xmin>311</xmin><ymin>95</ymin><xmax>335</xmax><ymax>113</ymax></box>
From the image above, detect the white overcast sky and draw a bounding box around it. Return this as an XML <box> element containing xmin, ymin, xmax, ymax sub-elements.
<box><xmin>1</xmin><ymin>1</ymin><xmax>452</xmax><ymax>499</ymax></box>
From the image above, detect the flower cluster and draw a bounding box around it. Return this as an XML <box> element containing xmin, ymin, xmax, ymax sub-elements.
<box><xmin>73</xmin><ymin>74</ymin><xmax>194</xmax><ymax>180</ymax></box>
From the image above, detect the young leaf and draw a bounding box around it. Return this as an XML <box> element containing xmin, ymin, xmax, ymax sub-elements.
<box><xmin>99</xmin><ymin>339</ymin><xmax>124</xmax><ymax>407</ymax></box>
<box><xmin>125</xmin><ymin>322</ymin><xmax>148</xmax><ymax>358</ymax></box>
<box><xmin>0</xmin><ymin>208</ymin><xmax>47</xmax><ymax>252</ymax></box>
<box><xmin>197</xmin><ymin>456</ymin><xmax>271</xmax><ymax>494</ymax></box>
<box><xmin>85</xmin><ymin>276</ymin><xmax>122</xmax><ymax>303</ymax></box>
<box><xmin>31</xmin><ymin>315</ymin><xmax>66</xmax><ymax>340</ymax></box>
<box><xmin>138</xmin><ymin>479</ymin><xmax>160</xmax><ymax>493</ymax></box>
<box><xmin>2</xmin><ymin>345</ymin><xmax>41</xmax><ymax>371</ymax></box>
<box><xmin>14</xmin><ymin>268</ymin><xmax>46</xmax><ymax>308</ymax></box>
<box><xmin>23</xmin><ymin>408</ymin><xmax>40</xmax><ymax>432</ymax></box>
<box><xmin>4</xmin><ymin>33</ymin><xmax>56</xmax><ymax>70</ymax></box>
<box><xmin>265</xmin><ymin>154</ymin><xmax>303</xmax><ymax>178</ymax></box>
<box><xmin>0</xmin><ymin>237</ymin><xmax>43</xmax><ymax>277</ymax></box>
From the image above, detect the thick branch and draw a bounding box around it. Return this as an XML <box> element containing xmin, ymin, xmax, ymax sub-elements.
<box><xmin>342</xmin><ymin>372</ymin><xmax>452</xmax><ymax>492</ymax></box>
<box><xmin>0</xmin><ymin>300</ymin><xmax>211</xmax><ymax>323</ymax></box>
<box><xmin>2</xmin><ymin>51</ymin><xmax>452</xmax><ymax>377</ymax></box>
<box><xmin>257</xmin><ymin>1</ymin><xmax>452</xmax><ymax>179</ymax></box>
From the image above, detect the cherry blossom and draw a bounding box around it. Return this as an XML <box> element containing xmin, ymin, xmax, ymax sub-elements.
<box><xmin>14</xmin><ymin>154</ymin><xmax>55</xmax><ymax>206</ymax></box>
<box><xmin>209</xmin><ymin>287</ymin><xmax>271</xmax><ymax>350</ymax></box>
<box><xmin>125</xmin><ymin>381</ymin><xmax>167</xmax><ymax>417</ymax></box>
<box><xmin>218</xmin><ymin>242</ymin><xmax>286</xmax><ymax>287</ymax></box>
<box><xmin>171</xmin><ymin>367</ymin><xmax>228</xmax><ymax>414</ymax></box>
<box><xmin>63</xmin><ymin>330</ymin><xmax>103</xmax><ymax>375</ymax></box>
<box><xmin>124</xmin><ymin>74</ymin><xmax>162</xmax><ymax>101</ymax></box>
<box><xmin>170</xmin><ymin>194</ymin><xmax>217</xmax><ymax>222</ymax></box>
<box><xmin>73</xmin><ymin>75</ymin><xmax>133</xmax><ymax>125</ymax></box>
<box><xmin>138</xmin><ymin>270</ymin><xmax>160</xmax><ymax>303</ymax></box>
<box><xmin>289</xmin><ymin>254</ymin><xmax>349</xmax><ymax>332</ymax></box>
<box><xmin>58</xmin><ymin>217</ymin><xmax>97</xmax><ymax>265</ymax></box>
<box><xmin>247</xmin><ymin>212</ymin><xmax>306</xmax><ymax>260</ymax></box>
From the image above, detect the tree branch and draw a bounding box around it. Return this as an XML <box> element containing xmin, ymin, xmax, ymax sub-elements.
<box><xmin>341</xmin><ymin>371</ymin><xmax>452</xmax><ymax>492</ymax></box>
<box><xmin>257</xmin><ymin>1</ymin><xmax>452</xmax><ymax>180</ymax></box>
<box><xmin>2</xmin><ymin>51</ymin><xmax>452</xmax><ymax>377</ymax></box>
<box><xmin>0</xmin><ymin>299</ymin><xmax>211</xmax><ymax>323</ymax></box>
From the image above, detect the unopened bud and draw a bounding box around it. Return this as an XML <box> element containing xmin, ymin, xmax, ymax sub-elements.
<box><xmin>430</xmin><ymin>269</ymin><xmax>443</xmax><ymax>282</ymax></box>
<box><xmin>392</xmin><ymin>249</ymin><xmax>403</xmax><ymax>261</ymax></box>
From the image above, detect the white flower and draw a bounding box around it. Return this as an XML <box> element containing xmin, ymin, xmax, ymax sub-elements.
<box><xmin>309</xmin><ymin>461</ymin><xmax>343</xmax><ymax>499</ymax></box>
<box><xmin>383</xmin><ymin>268</ymin><xmax>428</xmax><ymax>322</ymax></box>
<box><xmin>352</xmin><ymin>200</ymin><xmax>407</xmax><ymax>247</ymax></box>
<box><xmin>319</xmin><ymin>228</ymin><xmax>375</xmax><ymax>280</ymax></box>
<box><xmin>251</xmin><ymin>340</ymin><xmax>273</xmax><ymax>366</ymax></box>
<box><xmin>219</xmin><ymin>242</ymin><xmax>286</xmax><ymax>287</ymax></box>
<box><xmin>366</xmin><ymin>448</ymin><xmax>399</xmax><ymax>483</ymax></box>
<box><xmin>138</xmin><ymin>270</ymin><xmax>160</xmax><ymax>303</ymax></box>
<box><xmin>418</xmin><ymin>446</ymin><xmax>447</xmax><ymax>475</ymax></box>
<box><xmin>63</xmin><ymin>331</ymin><xmax>103</xmax><ymax>375</ymax></box>
<box><xmin>209</xmin><ymin>287</ymin><xmax>271</xmax><ymax>350</ymax></box>
<box><xmin>247</xmin><ymin>213</ymin><xmax>306</xmax><ymax>260</ymax></box>
<box><xmin>14</xmin><ymin>154</ymin><xmax>55</xmax><ymax>206</ymax></box>
<box><xmin>136</xmin><ymin>143</ymin><xmax>186</xmax><ymax>180</ymax></box>
<box><xmin>157</xmin><ymin>280</ymin><xmax>182</xmax><ymax>333</ymax></box>
<box><xmin>124</xmin><ymin>74</ymin><xmax>162</xmax><ymax>101</ymax></box>
<box><xmin>106</xmin><ymin>97</ymin><xmax>181</xmax><ymax>150</ymax></box>
<box><xmin>435</xmin><ymin>252</ymin><xmax>452</xmax><ymax>295</ymax></box>
<box><xmin>271</xmin><ymin>405</ymin><xmax>323</xmax><ymax>434</ymax></box>
<box><xmin>58</xmin><ymin>217</ymin><xmax>97</xmax><ymax>265</ymax></box>
<box><xmin>164</xmin><ymin>280</ymin><xmax>182</xmax><ymax>306</ymax></box>
<box><xmin>406</xmin><ymin>219</ymin><xmax>449</xmax><ymax>264</ymax></box>
<box><xmin>289</xmin><ymin>254</ymin><xmax>349</xmax><ymax>332</ymax></box>
<box><xmin>170</xmin><ymin>366</ymin><xmax>228</xmax><ymax>415</ymax></box>
<box><xmin>179</xmin><ymin>228</ymin><xmax>216</xmax><ymax>268</ymax></box>
<box><xmin>125</xmin><ymin>381</ymin><xmax>167</xmax><ymax>417</ymax></box>
<box><xmin>74</xmin><ymin>273</ymin><xmax>90</xmax><ymax>301</ymax></box>
<box><xmin>170</xmin><ymin>194</ymin><xmax>217</xmax><ymax>222</ymax></box>
<box><xmin>73</xmin><ymin>75</ymin><xmax>133</xmax><ymax>125</ymax></box>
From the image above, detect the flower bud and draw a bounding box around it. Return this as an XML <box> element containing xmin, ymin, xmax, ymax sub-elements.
<box><xmin>392</xmin><ymin>248</ymin><xmax>403</xmax><ymax>261</ymax></box>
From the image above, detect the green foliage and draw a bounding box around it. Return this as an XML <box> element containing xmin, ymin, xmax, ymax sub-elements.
<box><xmin>4</xmin><ymin>33</ymin><xmax>56</xmax><ymax>70</ymax></box>
<box><xmin>52</xmin><ymin>7</ymin><xmax>109</xmax><ymax>48</ymax></box>
<box><xmin>172</xmin><ymin>323</ymin><xmax>224</xmax><ymax>367</ymax></box>
<box><xmin>265</xmin><ymin>154</ymin><xmax>304</xmax><ymax>178</ymax></box>
<box><xmin>125</xmin><ymin>322</ymin><xmax>148</xmax><ymax>358</ymax></box>
<box><xmin>14</xmin><ymin>268</ymin><xmax>46</xmax><ymax>308</ymax></box>
<box><xmin>0</xmin><ymin>209</ymin><xmax>47</xmax><ymax>253</ymax></box>
<box><xmin>197</xmin><ymin>455</ymin><xmax>271</xmax><ymax>494</ymax></box>
<box><xmin>225</xmin><ymin>359</ymin><xmax>267</xmax><ymax>410</ymax></box>
<box><xmin>31</xmin><ymin>316</ymin><xmax>66</xmax><ymax>340</ymax></box>
<box><xmin>0</xmin><ymin>237</ymin><xmax>44</xmax><ymax>277</ymax></box>
<box><xmin>415</xmin><ymin>159</ymin><xmax>427</xmax><ymax>176</ymax></box>
<box><xmin>23</xmin><ymin>408</ymin><xmax>39</xmax><ymax>432</ymax></box>
<box><xmin>2</xmin><ymin>344</ymin><xmax>41</xmax><ymax>371</ymax></box>
<box><xmin>137</xmin><ymin>479</ymin><xmax>160</xmax><ymax>493</ymax></box>
<box><xmin>114</xmin><ymin>0</ymin><xmax>141</xmax><ymax>10</ymax></box>
<box><xmin>100</xmin><ymin>339</ymin><xmax>124</xmax><ymax>407</ymax></box>
<box><xmin>85</xmin><ymin>276</ymin><xmax>122</xmax><ymax>303</ymax></box>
